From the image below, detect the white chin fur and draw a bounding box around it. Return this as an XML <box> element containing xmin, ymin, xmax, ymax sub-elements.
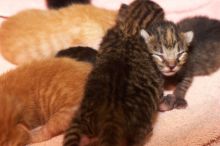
<box><xmin>162</xmin><ymin>71</ymin><xmax>176</xmax><ymax>76</ymax></box>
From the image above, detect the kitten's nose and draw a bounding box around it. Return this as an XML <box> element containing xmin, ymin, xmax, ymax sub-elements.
<box><xmin>168</xmin><ymin>65</ymin><xmax>176</xmax><ymax>70</ymax></box>
<box><xmin>167</xmin><ymin>61</ymin><xmax>176</xmax><ymax>70</ymax></box>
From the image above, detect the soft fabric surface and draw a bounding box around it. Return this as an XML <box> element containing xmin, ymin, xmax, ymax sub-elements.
<box><xmin>29</xmin><ymin>71</ymin><xmax>220</xmax><ymax>146</ymax></box>
<box><xmin>1</xmin><ymin>0</ymin><xmax>220</xmax><ymax>146</ymax></box>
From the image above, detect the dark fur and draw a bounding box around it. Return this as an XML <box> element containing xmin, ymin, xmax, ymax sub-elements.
<box><xmin>178</xmin><ymin>16</ymin><xmax>220</xmax><ymax>75</ymax></box>
<box><xmin>63</xmin><ymin>0</ymin><xmax>165</xmax><ymax>146</ymax></box>
<box><xmin>46</xmin><ymin>0</ymin><xmax>90</xmax><ymax>9</ymax></box>
<box><xmin>56</xmin><ymin>46</ymin><xmax>97</xmax><ymax>64</ymax></box>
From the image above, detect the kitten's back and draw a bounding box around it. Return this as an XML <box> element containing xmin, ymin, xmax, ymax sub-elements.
<box><xmin>0</xmin><ymin>5</ymin><xmax>117</xmax><ymax>65</ymax></box>
<box><xmin>178</xmin><ymin>16</ymin><xmax>220</xmax><ymax>42</ymax></box>
<box><xmin>178</xmin><ymin>16</ymin><xmax>220</xmax><ymax>75</ymax></box>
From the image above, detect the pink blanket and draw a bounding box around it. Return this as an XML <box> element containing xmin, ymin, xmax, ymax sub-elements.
<box><xmin>1</xmin><ymin>0</ymin><xmax>220</xmax><ymax>146</ymax></box>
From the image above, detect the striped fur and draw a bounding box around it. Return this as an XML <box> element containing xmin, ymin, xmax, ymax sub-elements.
<box><xmin>142</xmin><ymin>17</ymin><xmax>220</xmax><ymax>111</ymax></box>
<box><xmin>117</xmin><ymin>0</ymin><xmax>164</xmax><ymax>36</ymax></box>
<box><xmin>0</xmin><ymin>58</ymin><xmax>92</xmax><ymax>145</ymax></box>
<box><xmin>172</xmin><ymin>16</ymin><xmax>220</xmax><ymax>111</ymax></box>
<box><xmin>63</xmin><ymin>0</ymin><xmax>165</xmax><ymax>146</ymax></box>
<box><xmin>0</xmin><ymin>5</ymin><xmax>116</xmax><ymax>65</ymax></box>
<box><xmin>141</xmin><ymin>21</ymin><xmax>192</xmax><ymax>77</ymax></box>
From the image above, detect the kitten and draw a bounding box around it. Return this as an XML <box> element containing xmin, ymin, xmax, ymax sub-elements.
<box><xmin>63</xmin><ymin>0</ymin><xmax>165</xmax><ymax>146</ymax></box>
<box><xmin>0</xmin><ymin>57</ymin><xmax>92</xmax><ymax>146</ymax></box>
<box><xmin>56</xmin><ymin>46</ymin><xmax>97</xmax><ymax>64</ymax></box>
<box><xmin>0</xmin><ymin>4</ymin><xmax>117</xmax><ymax>65</ymax></box>
<box><xmin>46</xmin><ymin>0</ymin><xmax>90</xmax><ymax>9</ymax></box>
<box><xmin>140</xmin><ymin>21</ymin><xmax>193</xmax><ymax>111</ymax></box>
<box><xmin>141</xmin><ymin>16</ymin><xmax>220</xmax><ymax>111</ymax></box>
<box><xmin>178</xmin><ymin>16</ymin><xmax>220</xmax><ymax>76</ymax></box>
<box><xmin>170</xmin><ymin>16</ymin><xmax>220</xmax><ymax>109</ymax></box>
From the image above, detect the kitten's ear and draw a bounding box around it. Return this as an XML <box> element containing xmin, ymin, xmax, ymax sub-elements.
<box><xmin>120</xmin><ymin>3</ymin><xmax>128</xmax><ymax>10</ymax></box>
<box><xmin>183</xmin><ymin>31</ymin><xmax>194</xmax><ymax>44</ymax></box>
<box><xmin>117</xmin><ymin>4</ymin><xmax>128</xmax><ymax>22</ymax></box>
<box><xmin>140</xmin><ymin>29</ymin><xmax>151</xmax><ymax>43</ymax></box>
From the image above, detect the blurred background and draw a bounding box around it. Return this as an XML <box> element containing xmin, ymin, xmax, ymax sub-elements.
<box><xmin>1</xmin><ymin>0</ymin><xmax>220</xmax><ymax>24</ymax></box>
<box><xmin>0</xmin><ymin>0</ymin><xmax>219</xmax><ymax>73</ymax></box>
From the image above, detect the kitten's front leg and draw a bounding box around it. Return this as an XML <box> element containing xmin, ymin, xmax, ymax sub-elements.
<box><xmin>158</xmin><ymin>94</ymin><xmax>176</xmax><ymax>112</ymax></box>
<box><xmin>172</xmin><ymin>75</ymin><xmax>193</xmax><ymax>109</ymax></box>
<box><xmin>159</xmin><ymin>74</ymin><xmax>193</xmax><ymax>111</ymax></box>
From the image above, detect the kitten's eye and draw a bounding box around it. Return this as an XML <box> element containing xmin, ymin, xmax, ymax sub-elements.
<box><xmin>178</xmin><ymin>52</ymin><xmax>188</xmax><ymax>62</ymax></box>
<box><xmin>152</xmin><ymin>54</ymin><xmax>164</xmax><ymax>63</ymax></box>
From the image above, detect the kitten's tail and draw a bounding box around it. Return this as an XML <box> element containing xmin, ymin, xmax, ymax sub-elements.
<box><xmin>98</xmin><ymin>121</ymin><xmax>124</xmax><ymax>146</ymax></box>
<box><xmin>63</xmin><ymin>118</ymin><xmax>83</xmax><ymax>146</ymax></box>
<box><xmin>0</xmin><ymin>15</ymin><xmax>9</xmax><ymax>19</ymax></box>
<box><xmin>46</xmin><ymin>0</ymin><xmax>91</xmax><ymax>9</ymax></box>
<box><xmin>0</xmin><ymin>95</ymin><xmax>30</xmax><ymax>146</ymax></box>
<box><xmin>63</xmin><ymin>119</ymin><xmax>124</xmax><ymax>146</ymax></box>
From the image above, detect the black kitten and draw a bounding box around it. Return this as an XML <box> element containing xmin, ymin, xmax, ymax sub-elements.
<box><xmin>46</xmin><ymin>0</ymin><xmax>90</xmax><ymax>9</ymax></box>
<box><xmin>56</xmin><ymin>46</ymin><xmax>97</xmax><ymax>64</ymax></box>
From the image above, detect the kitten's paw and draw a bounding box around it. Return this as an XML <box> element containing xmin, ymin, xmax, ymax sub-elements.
<box><xmin>85</xmin><ymin>141</ymin><xmax>98</xmax><ymax>146</ymax></box>
<box><xmin>158</xmin><ymin>94</ymin><xmax>176</xmax><ymax>112</ymax></box>
<box><xmin>30</xmin><ymin>126</ymin><xmax>52</xmax><ymax>143</ymax></box>
<box><xmin>81</xmin><ymin>136</ymin><xmax>98</xmax><ymax>146</ymax></box>
<box><xmin>174</xmin><ymin>98</ymin><xmax>188</xmax><ymax>109</ymax></box>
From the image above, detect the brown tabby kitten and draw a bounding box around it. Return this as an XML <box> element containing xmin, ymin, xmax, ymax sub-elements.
<box><xmin>140</xmin><ymin>21</ymin><xmax>193</xmax><ymax>111</ymax></box>
<box><xmin>0</xmin><ymin>58</ymin><xmax>92</xmax><ymax>146</ymax></box>
<box><xmin>0</xmin><ymin>4</ymin><xmax>116</xmax><ymax>65</ymax></box>
<box><xmin>63</xmin><ymin>0</ymin><xmax>165</xmax><ymax>146</ymax></box>
<box><xmin>141</xmin><ymin>16</ymin><xmax>220</xmax><ymax>111</ymax></box>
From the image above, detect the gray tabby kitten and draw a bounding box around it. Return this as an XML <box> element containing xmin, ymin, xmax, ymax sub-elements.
<box><xmin>141</xmin><ymin>16</ymin><xmax>220</xmax><ymax>111</ymax></box>
<box><xmin>63</xmin><ymin>0</ymin><xmax>165</xmax><ymax>146</ymax></box>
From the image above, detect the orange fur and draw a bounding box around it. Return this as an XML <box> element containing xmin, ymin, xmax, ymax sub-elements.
<box><xmin>0</xmin><ymin>57</ymin><xmax>92</xmax><ymax>145</ymax></box>
<box><xmin>0</xmin><ymin>4</ymin><xmax>117</xmax><ymax>65</ymax></box>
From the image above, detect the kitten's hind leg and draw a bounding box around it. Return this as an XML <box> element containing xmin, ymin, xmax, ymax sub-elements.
<box><xmin>9</xmin><ymin>124</ymin><xmax>31</xmax><ymax>145</ymax></box>
<box><xmin>30</xmin><ymin>109</ymin><xmax>75</xmax><ymax>143</ymax></box>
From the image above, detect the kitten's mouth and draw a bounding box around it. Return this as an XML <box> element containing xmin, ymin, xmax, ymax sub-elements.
<box><xmin>162</xmin><ymin>71</ymin><xmax>176</xmax><ymax>76</ymax></box>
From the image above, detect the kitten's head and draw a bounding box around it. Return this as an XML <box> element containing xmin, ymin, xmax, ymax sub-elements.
<box><xmin>140</xmin><ymin>21</ymin><xmax>194</xmax><ymax>76</ymax></box>
<box><xmin>117</xmin><ymin>0</ymin><xmax>164</xmax><ymax>35</ymax></box>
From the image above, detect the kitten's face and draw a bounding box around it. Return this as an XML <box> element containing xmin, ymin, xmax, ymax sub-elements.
<box><xmin>141</xmin><ymin>24</ymin><xmax>193</xmax><ymax>76</ymax></box>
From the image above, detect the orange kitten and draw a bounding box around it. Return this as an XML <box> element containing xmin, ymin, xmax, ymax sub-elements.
<box><xmin>0</xmin><ymin>57</ymin><xmax>92</xmax><ymax>146</ymax></box>
<box><xmin>0</xmin><ymin>4</ymin><xmax>117</xmax><ymax>65</ymax></box>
